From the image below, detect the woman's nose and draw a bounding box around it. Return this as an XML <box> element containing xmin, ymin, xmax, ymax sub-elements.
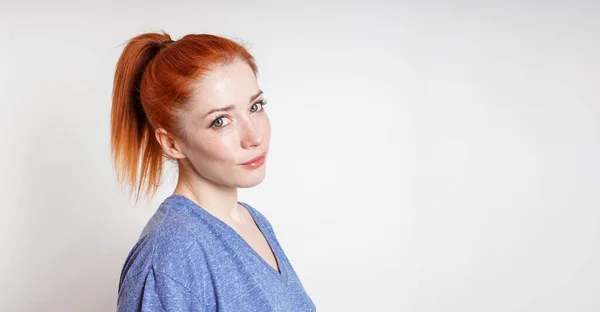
<box><xmin>240</xmin><ymin>120</ymin><xmax>264</xmax><ymax>149</ymax></box>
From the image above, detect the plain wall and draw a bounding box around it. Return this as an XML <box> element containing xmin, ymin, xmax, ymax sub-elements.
<box><xmin>1</xmin><ymin>0</ymin><xmax>598</xmax><ymax>311</ymax></box>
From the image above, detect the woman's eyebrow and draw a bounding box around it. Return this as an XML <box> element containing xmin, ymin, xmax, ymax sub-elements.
<box><xmin>203</xmin><ymin>105</ymin><xmax>235</xmax><ymax>118</ymax></box>
<box><xmin>249</xmin><ymin>90</ymin><xmax>263</xmax><ymax>102</ymax></box>
<box><xmin>203</xmin><ymin>90</ymin><xmax>263</xmax><ymax>118</ymax></box>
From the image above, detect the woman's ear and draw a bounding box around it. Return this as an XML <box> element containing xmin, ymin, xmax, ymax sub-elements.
<box><xmin>155</xmin><ymin>128</ymin><xmax>186</xmax><ymax>160</ymax></box>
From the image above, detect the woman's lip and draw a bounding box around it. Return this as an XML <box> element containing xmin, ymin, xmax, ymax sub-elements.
<box><xmin>241</xmin><ymin>152</ymin><xmax>267</xmax><ymax>166</ymax></box>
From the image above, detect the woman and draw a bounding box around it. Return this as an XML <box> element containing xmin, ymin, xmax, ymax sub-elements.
<box><xmin>111</xmin><ymin>32</ymin><xmax>316</xmax><ymax>311</ymax></box>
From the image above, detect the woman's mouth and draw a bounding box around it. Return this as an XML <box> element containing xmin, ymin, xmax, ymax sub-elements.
<box><xmin>240</xmin><ymin>152</ymin><xmax>267</xmax><ymax>169</ymax></box>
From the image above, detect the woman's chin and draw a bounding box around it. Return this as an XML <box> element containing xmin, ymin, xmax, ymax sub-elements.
<box><xmin>235</xmin><ymin>168</ymin><xmax>267</xmax><ymax>188</ymax></box>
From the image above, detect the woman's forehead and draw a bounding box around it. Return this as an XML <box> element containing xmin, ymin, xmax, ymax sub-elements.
<box><xmin>189</xmin><ymin>60</ymin><xmax>260</xmax><ymax>109</ymax></box>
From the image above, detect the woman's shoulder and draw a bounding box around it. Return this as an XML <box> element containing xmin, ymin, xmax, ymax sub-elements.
<box><xmin>140</xmin><ymin>194</ymin><xmax>207</xmax><ymax>236</ymax></box>
<box><xmin>119</xmin><ymin>196</ymin><xmax>210</xmax><ymax>292</ymax></box>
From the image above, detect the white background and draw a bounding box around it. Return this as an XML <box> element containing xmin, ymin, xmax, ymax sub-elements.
<box><xmin>1</xmin><ymin>0</ymin><xmax>599</xmax><ymax>311</ymax></box>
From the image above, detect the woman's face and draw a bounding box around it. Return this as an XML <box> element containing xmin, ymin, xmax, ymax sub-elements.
<box><xmin>175</xmin><ymin>58</ymin><xmax>271</xmax><ymax>188</ymax></box>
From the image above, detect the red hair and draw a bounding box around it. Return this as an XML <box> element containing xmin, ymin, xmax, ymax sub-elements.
<box><xmin>110</xmin><ymin>31</ymin><xmax>258</xmax><ymax>203</ymax></box>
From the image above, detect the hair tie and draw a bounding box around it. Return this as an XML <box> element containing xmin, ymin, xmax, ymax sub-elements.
<box><xmin>159</xmin><ymin>39</ymin><xmax>175</xmax><ymax>50</ymax></box>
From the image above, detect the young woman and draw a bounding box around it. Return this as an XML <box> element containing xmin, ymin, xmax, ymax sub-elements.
<box><xmin>111</xmin><ymin>32</ymin><xmax>316</xmax><ymax>311</ymax></box>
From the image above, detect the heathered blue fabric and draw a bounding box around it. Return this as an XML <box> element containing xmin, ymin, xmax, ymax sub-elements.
<box><xmin>117</xmin><ymin>194</ymin><xmax>316</xmax><ymax>312</ymax></box>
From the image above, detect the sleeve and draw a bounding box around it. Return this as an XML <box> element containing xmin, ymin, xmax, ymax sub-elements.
<box><xmin>117</xmin><ymin>268</ymin><xmax>205</xmax><ymax>312</ymax></box>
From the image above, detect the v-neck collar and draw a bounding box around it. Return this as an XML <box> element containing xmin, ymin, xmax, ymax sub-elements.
<box><xmin>168</xmin><ymin>194</ymin><xmax>287</xmax><ymax>281</ymax></box>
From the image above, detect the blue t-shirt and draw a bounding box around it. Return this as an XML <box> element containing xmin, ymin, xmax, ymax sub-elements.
<box><xmin>117</xmin><ymin>194</ymin><xmax>316</xmax><ymax>311</ymax></box>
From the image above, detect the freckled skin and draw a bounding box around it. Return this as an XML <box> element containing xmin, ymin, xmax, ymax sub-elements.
<box><xmin>156</xmin><ymin>57</ymin><xmax>271</xmax><ymax>192</ymax></box>
<box><xmin>180</xmin><ymin>58</ymin><xmax>271</xmax><ymax>188</ymax></box>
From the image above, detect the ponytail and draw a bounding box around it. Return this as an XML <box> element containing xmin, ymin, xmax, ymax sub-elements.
<box><xmin>110</xmin><ymin>32</ymin><xmax>172</xmax><ymax>203</ymax></box>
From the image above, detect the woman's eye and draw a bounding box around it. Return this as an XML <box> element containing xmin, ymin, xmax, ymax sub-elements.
<box><xmin>211</xmin><ymin>100</ymin><xmax>267</xmax><ymax>128</ymax></box>
<box><xmin>211</xmin><ymin>115</ymin><xmax>230</xmax><ymax>128</ymax></box>
<box><xmin>250</xmin><ymin>100</ymin><xmax>268</xmax><ymax>113</ymax></box>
